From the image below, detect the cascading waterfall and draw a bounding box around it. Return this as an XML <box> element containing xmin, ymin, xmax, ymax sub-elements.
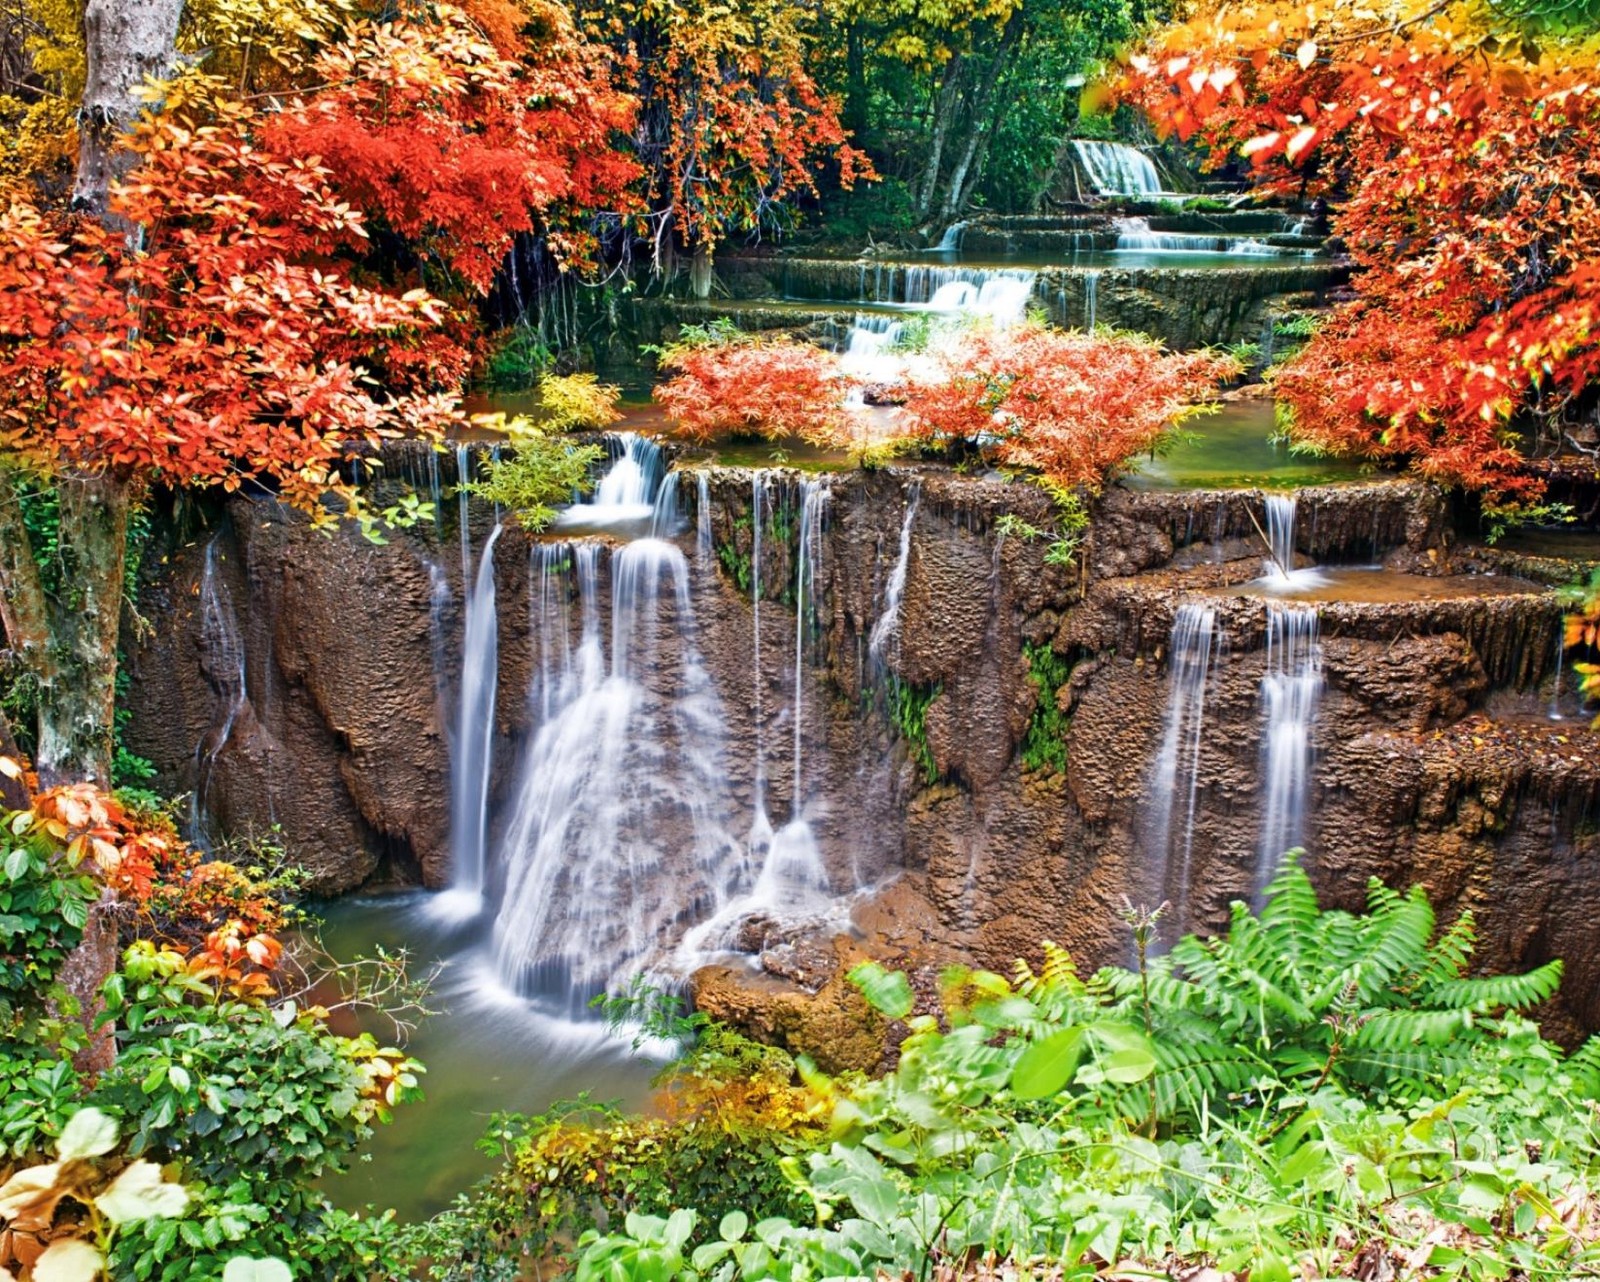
<box><xmin>789</xmin><ymin>482</ymin><xmax>829</xmax><ymax>816</ymax></box>
<box><xmin>1256</xmin><ymin>601</ymin><xmax>1322</xmax><ymax>892</ymax></box>
<box><xmin>1550</xmin><ymin>622</ymin><xmax>1566</xmax><ymax>721</ymax></box>
<box><xmin>1265</xmin><ymin>494</ymin><xmax>1297</xmax><ymax>578</ymax></box>
<box><xmin>556</xmin><ymin>432</ymin><xmax>665</xmax><ymax>529</ymax></box>
<box><xmin>189</xmin><ymin>539</ymin><xmax>249</xmax><ymax>844</ymax></box>
<box><xmin>1113</xmin><ymin>217</ymin><xmax>1301</xmax><ymax>257</ymax></box>
<box><xmin>490</xmin><ymin>538</ymin><xmax>743</xmax><ymax>1012</ymax></box>
<box><xmin>436</xmin><ymin>525</ymin><xmax>503</xmax><ymax>922</ymax></box>
<box><xmin>868</xmin><ymin>482</ymin><xmax>921</xmax><ymax>668</ymax></box>
<box><xmin>842</xmin><ymin>266</ymin><xmax>1037</xmax><ymax>367</ymax></box>
<box><xmin>934</xmin><ymin>221</ymin><xmax>969</xmax><ymax>252</ymax></box>
<box><xmin>1084</xmin><ymin>272</ymin><xmax>1100</xmax><ymax>330</ymax></box>
<box><xmin>1143</xmin><ymin>603</ymin><xmax>1222</xmax><ymax>930</ymax></box>
<box><xmin>696</xmin><ymin>473</ymin><xmax>713</xmax><ymax>567</ymax></box>
<box><xmin>455</xmin><ymin>444</ymin><xmax>474</xmax><ymax>583</ymax></box>
<box><xmin>750</xmin><ymin>473</ymin><xmax>770</xmax><ymax>826</ymax></box>
<box><xmin>650</xmin><ymin>470</ymin><xmax>682</xmax><ymax>538</ymax></box>
<box><xmin>1072</xmin><ymin>140</ymin><xmax>1164</xmax><ymax>197</ymax></box>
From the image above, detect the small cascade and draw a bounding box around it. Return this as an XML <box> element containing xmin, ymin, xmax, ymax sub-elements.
<box><xmin>750</xmin><ymin>472</ymin><xmax>769</xmax><ymax>822</ymax></box>
<box><xmin>842</xmin><ymin>314</ymin><xmax>906</xmax><ymax>381</ymax></box>
<box><xmin>869</xmin><ymin>482</ymin><xmax>921</xmax><ymax>668</ymax></box>
<box><xmin>555</xmin><ymin>432</ymin><xmax>665</xmax><ymax>530</ymax></box>
<box><xmin>934</xmin><ymin>221</ymin><xmax>970</xmax><ymax>252</ymax></box>
<box><xmin>1265</xmin><ymin>494</ymin><xmax>1297</xmax><ymax>578</ymax></box>
<box><xmin>1256</xmin><ymin>602</ymin><xmax>1322</xmax><ymax>891</ymax></box>
<box><xmin>437</xmin><ymin>525</ymin><xmax>503</xmax><ymax>922</ymax></box>
<box><xmin>490</xmin><ymin>538</ymin><xmax>742</xmax><ymax>1011</ymax></box>
<box><xmin>788</xmin><ymin>481</ymin><xmax>830</xmax><ymax>817</ymax></box>
<box><xmin>455</xmin><ymin>444</ymin><xmax>473</xmax><ymax>583</ymax></box>
<box><xmin>1113</xmin><ymin>217</ymin><xmax>1296</xmax><ymax>257</ymax></box>
<box><xmin>1084</xmin><ymin>271</ymin><xmax>1100</xmax><ymax>330</ymax></box>
<box><xmin>650</xmin><ymin>470</ymin><xmax>682</xmax><ymax>539</ymax></box>
<box><xmin>189</xmin><ymin>539</ymin><xmax>249</xmax><ymax>844</ymax></box>
<box><xmin>1143</xmin><ymin>603</ymin><xmax>1222</xmax><ymax>930</ymax></box>
<box><xmin>841</xmin><ymin>266</ymin><xmax>1036</xmax><ymax>369</ymax></box>
<box><xmin>1072</xmin><ymin>140</ymin><xmax>1164</xmax><ymax>197</ymax></box>
<box><xmin>695</xmin><ymin>473</ymin><xmax>713</xmax><ymax>567</ymax></box>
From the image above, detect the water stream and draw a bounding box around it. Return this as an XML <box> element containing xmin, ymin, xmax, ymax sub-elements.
<box><xmin>1256</xmin><ymin>601</ymin><xmax>1322</xmax><ymax>891</ymax></box>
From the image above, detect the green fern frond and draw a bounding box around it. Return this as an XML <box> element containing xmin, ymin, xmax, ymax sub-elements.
<box><xmin>1408</xmin><ymin>911</ymin><xmax>1478</xmax><ymax>992</ymax></box>
<box><xmin>1425</xmin><ymin>960</ymin><xmax>1563</xmax><ymax>1013</ymax></box>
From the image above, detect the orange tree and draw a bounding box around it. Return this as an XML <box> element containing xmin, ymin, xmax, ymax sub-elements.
<box><xmin>0</xmin><ymin>1</ymin><xmax>637</xmax><ymax>787</ymax></box>
<box><xmin>653</xmin><ymin>325</ymin><xmax>853</xmax><ymax>442</ymax></box>
<box><xmin>1121</xmin><ymin>0</ymin><xmax>1600</xmax><ymax>502</ymax></box>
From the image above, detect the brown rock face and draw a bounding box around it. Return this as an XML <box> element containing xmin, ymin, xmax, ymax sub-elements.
<box><xmin>125</xmin><ymin>462</ymin><xmax>1600</xmax><ymax>1054</ymax></box>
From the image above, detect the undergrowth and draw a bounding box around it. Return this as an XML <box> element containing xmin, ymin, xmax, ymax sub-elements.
<box><xmin>1020</xmin><ymin>641</ymin><xmax>1073</xmax><ymax>774</ymax></box>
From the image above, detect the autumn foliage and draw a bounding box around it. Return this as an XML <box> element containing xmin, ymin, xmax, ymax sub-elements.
<box><xmin>654</xmin><ymin>334</ymin><xmax>851</xmax><ymax>443</ymax></box>
<box><xmin>1122</xmin><ymin>3</ymin><xmax>1600</xmax><ymax>500</ymax></box>
<box><xmin>900</xmin><ymin>324</ymin><xmax>1239</xmax><ymax>492</ymax></box>
<box><xmin>259</xmin><ymin>3</ymin><xmax>640</xmax><ymax>289</ymax></box>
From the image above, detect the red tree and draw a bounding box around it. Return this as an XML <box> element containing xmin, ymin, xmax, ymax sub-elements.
<box><xmin>654</xmin><ymin>334</ymin><xmax>852</xmax><ymax>442</ymax></box>
<box><xmin>1122</xmin><ymin>9</ymin><xmax>1600</xmax><ymax>500</ymax></box>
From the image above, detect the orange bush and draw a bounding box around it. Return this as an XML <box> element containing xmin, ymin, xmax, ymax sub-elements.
<box><xmin>900</xmin><ymin>325</ymin><xmax>1239</xmax><ymax>492</ymax></box>
<box><xmin>654</xmin><ymin>337</ymin><xmax>851</xmax><ymax>443</ymax></box>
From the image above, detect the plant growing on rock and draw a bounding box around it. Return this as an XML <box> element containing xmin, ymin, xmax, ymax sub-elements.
<box><xmin>461</xmin><ymin>416</ymin><xmax>607</xmax><ymax>530</ymax></box>
<box><xmin>899</xmin><ymin>323</ymin><xmax>1238</xmax><ymax>491</ymax></box>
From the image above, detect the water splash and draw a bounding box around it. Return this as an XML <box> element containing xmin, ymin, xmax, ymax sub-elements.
<box><xmin>1256</xmin><ymin>602</ymin><xmax>1322</xmax><ymax>892</ymax></box>
<box><xmin>1143</xmin><ymin>603</ymin><xmax>1222</xmax><ymax>930</ymax></box>
<box><xmin>555</xmin><ymin>433</ymin><xmax>665</xmax><ymax>531</ymax></box>
<box><xmin>435</xmin><ymin>525</ymin><xmax>503</xmax><ymax>923</ymax></box>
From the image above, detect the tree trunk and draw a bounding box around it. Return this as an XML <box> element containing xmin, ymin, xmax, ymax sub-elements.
<box><xmin>71</xmin><ymin>0</ymin><xmax>185</xmax><ymax>219</ymax></box>
<box><xmin>844</xmin><ymin>25</ymin><xmax>869</xmax><ymax>138</ymax></box>
<box><xmin>917</xmin><ymin>55</ymin><xmax>966</xmax><ymax>221</ymax></box>
<box><xmin>937</xmin><ymin>15</ymin><xmax>1023</xmax><ymax>222</ymax></box>
<box><xmin>33</xmin><ymin>473</ymin><xmax>132</xmax><ymax>788</ymax></box>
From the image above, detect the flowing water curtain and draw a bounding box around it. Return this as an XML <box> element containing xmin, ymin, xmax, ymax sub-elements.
<box><xmin>1141</xmin><ymin>602</ymin><xmax>1223</xmax><ymax>932</ymax></box>
<box><xmin>1256</xmin><ymin>601</ymin><xmax>1322</xmax><ymax>894</ymax></box>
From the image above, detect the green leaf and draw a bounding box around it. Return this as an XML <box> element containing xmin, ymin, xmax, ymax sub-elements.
<box><xmin>849</xmin><ymin>962</ymin><xmax>914</xmax><ymax>1020</ymax></box>
<box><xmin>5</xmin><ymin>846</ymin><xmax>31</xmax><ymax>881</ymax></box>
<box><xmin>1100</xmin><ymin>1046</ymin><xmax>1158</xmax><ymax>1084</ymax></box>
<box><xmin>57</xmin><ymin>1107</ymin><xmax>119</xmax><ymax>1160</ymax></box>
<box><xmin>718</xmin><ymin>1210</ymin><xmax>748</xmax><ymax>1242</ymax></box>
<box><xmin>1010</xmin><ymin>1027</ymin><xmax>1086</xmax><ymax>1099</ymax></box>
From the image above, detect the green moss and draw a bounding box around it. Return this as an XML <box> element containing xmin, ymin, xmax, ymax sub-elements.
<box><xmin>1020</xmin><ymin>642</ymin><xmax>1073</xmax><ymax>775</ymax></box>
<box><xmin>889</xmin><ymin>680</ymin><xmax>940</xmax><ymax>785</ymax></box>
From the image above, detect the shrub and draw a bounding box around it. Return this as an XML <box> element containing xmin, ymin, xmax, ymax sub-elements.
<box><xmin>653</xmin><ymin>329</ymin><xmax>849</xmax><ymax>444</ymax></box>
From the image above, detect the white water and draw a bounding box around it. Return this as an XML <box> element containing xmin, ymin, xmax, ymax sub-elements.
<box><xmin>435</xmin><ymin>525</ymin><xmax>503</xmax><ymax>923</ymax></box>
<box><xmin>1073</xmin><ymin>140</ymin><xmax>1164</xmax><ymax>197</ymax></box>
<box><xmin>696</xmin><ymin>472</ymin><xmax>713</xmax><ymax>567</ymax></box>
<box><xmin>842</xmin><ymin>266</ymin><xmax>1037</xmax><ymax>385</ymax></box>
<box><xmin>1256</xmin><ymin>601</ymin><xmax>1322</xmax><ymax>892</ymax></box>
<box><xmin>1112</xmin><ymin>217</ymin><xmax>1301</xmax><ymax>257</ymax></box>
<box><xmin>491</xmin><ymin>538</ymin><xmax>743</xmax><ymax>1011</ymax></box>
<box><xmin>1084</xmin><ymin>271</ymin><xmax>1100</xmax><ymax>330</ymax></box>
<box><xmin>1144</xmin><ymin>603</ymin><xmax>1222</xmax><ymax>930</ymax></box>
<box><xmin>934</xmin><ymin>221</ymin><xmax>969</xmax><ymax>252</ymax></box>
<box><xmin>555</xmin><ymin>433</ymin><xmax>665</xmax><ymax>530</ymax></box>
<box><xmin>1551</xmin><ymin>622</ymin><xmax>1566</xmax><ymax>721</ymax></box>
<box><xmin>868</xmin><ymin>482</ymin><xmax>921</xmax><ymax>667</ymax></box>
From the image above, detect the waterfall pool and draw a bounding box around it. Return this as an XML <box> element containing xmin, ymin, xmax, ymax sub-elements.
<box><xmin>314</xmin><ymin>892</ymin><xmax>660</xmax><ymax>1223</ymax></box>
<box><xmin>1239</xmin><ymin>567</ymin><xmax>1548</xmax><ymax>603</ymax></box>
<box><xmin>1126</xmin><ymin>401</ymin><xmax>1375</xmax><ymax>491</ymax></box>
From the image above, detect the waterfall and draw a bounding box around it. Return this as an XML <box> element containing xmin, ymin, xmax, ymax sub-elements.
<box><xmin>455</xmin><ymin>444</ymin><xmax>473</xmax><ymax>583</ymax></box>
<box><xmin>934</xmin><ymin>221</ymin><xmax>969</xmax><ymax>252</ymax></box>
<box><xmin>843</xmin><ymin>265</ymin><xmax>1037</xmax><ymax>369</ymax></box>
<box><xmin>696</xmin><ymin>473</ymin><xmax>713</xmax><ymax>567</ymax></box>
<box><xmin>1084</xmin><ymin>272</ymin><xmax>1100</xmax><ymax>331</ymax></box>
<box><xmin>790</xmin><ymin>481</ymin><xmax>829</xmax><ymax>814</ymax></box>
<box><xmin>869</xmin><ymin>482</ymin><xmax>921</xmax><ymax>667</ymax></box>
<box><xmin>189</xmin><ymin>539</ymin><xmax>249</xmax><ymax>844</ymax></box>
<box><xmin>555</xmin><ymin>432</ymin><xmax>665</xmax><ymax>529</ymax></box>
<box><xmin>650</xmin><ymin>470</ymin><xmax>682</xmax><ymax>538</ymax></box>
<box><xmin>1265</xmin><ymin>494</ymin><xmax>1297</xmax><ymax>577</ymax></box>
<box><xmin>750</xmin><ymin>473</ymin><xmax>769</xmax><ymax>824</ymax></box>
<box><xmin>1143</xmin><ymin>603</ymin><xmax>1221</xmax><ymax>930</ymax></box>
<box><xmin>491</xmin><ymin>538</ymin><xmax>742</xmax><ymax>1012</ymax></box>
<box><xmin>1113</xmin><ymin>217</ymin><xmax>1296</xmax><ymax>257</ymax></box>
<box><xmin>842</xmin><ymin>314</ymin><xmax>906</xmax><ymax>382</ymax></box>
<box><xmin>437</xmin><ymin>525</ymin><xmax>502</xmax><ymax>922</ymax></box>
<box><xmin>1072</xmin><ymin>140</ymin><xmax>1164</xmax><ymax>197</ymax></box>
<box><xmin>1256</xmin><ymin>602</ymin><xmax>1322</xmax><ymax>892</ymax></box>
